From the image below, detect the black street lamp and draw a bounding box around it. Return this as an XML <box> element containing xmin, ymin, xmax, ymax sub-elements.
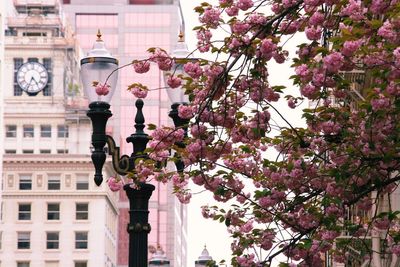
<box><xmin>81</xmin><ymin>31</ymin><xmax>190</xmax><ymax>267</ymax></box>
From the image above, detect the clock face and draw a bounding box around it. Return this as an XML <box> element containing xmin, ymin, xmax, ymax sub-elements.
<box><xmin>17</xmin><ymin>62</ymin><xmax>49</xmax><ymax>95</ymax></box>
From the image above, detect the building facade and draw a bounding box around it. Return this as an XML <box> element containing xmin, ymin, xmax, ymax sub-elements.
<box><xmin>61</xmin><ymin>1</ymin><xmax>188</xmax><ymax>266</ymax></box>
<box><xmin>0</xmin><ymin>1</ymin><xmax>118</xmax><ymax>266</ymax></box>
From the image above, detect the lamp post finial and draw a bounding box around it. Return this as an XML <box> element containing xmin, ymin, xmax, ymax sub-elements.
<box><xmin>97</xmin><ymin>29</ymin><xmax>102</xmax><ymax>41</ymax></box>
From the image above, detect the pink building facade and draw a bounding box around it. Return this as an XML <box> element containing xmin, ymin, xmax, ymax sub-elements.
<box><xmin>61</xmin><ymin>1</ymin><xmax>187</xmax><ymax>266</ymax></box>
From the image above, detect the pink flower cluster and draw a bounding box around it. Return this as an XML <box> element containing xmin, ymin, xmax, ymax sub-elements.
<box><xmin>166</xmin><ymin>75</ymin><xmax>182</xmax><ymax>89</ymax></box>
<box><xmin>95</xmin><ymin>83</ymin><xmax>110</xmax><ymax>96</ymax></box>
<box><xmin>183</xmin><ymin>62</ymin><xmax>203</xmax><ymax>79</ymax></box>
<box><xmin>150</xmin><ymin>49</ymin><xmax>172</xmax><ymax>71</ymax></box>
<box><xmin>130</xmin><ymin>85</ymin><xmax>148</xmax><ymax>99</ymax></box>
<box><xmin>107</xmin><ymin>177</ymin><xmax>123</xmax><ymax>192</ymax></box>
<box><xmin>199</xmin><ymin>7</ymin><xmax>221</xmax><ymax>28</ymax></box>
<box><xmin>132</xmin><ymin>60</ymin><xmax>150</xmax><ymax>74</ymax></box>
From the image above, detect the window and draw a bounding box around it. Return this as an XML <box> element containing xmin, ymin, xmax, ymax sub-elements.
<box><xmin>23</xmin><ymin>32</ymin><xmax>47</xmax><ymax>37</ymax></box>
<box><xmin>47</xmin><ymin>203</ymin><xmax>60</xmax><ymax>220</ymax></box>
<box><xmin>19</xmin><ymin>175</ymin><xmax>32</xmax><ymax>190</ymax></box>
<box><xmin>5</xmin><ymin>125</ymin><xmax>16</xmax><ymax>138</ymax></box>
<box><xmin>17</xmin><ymin>262</ymin><xmax>30</xmax><ymax>267</ymax></box>
<box><xmin>48</xmin><ymin>175</ymin><xmax>60</xmax><ymax>190</ymax></box>
<box><xmin>57</xmin><ymin>149</ymin><xmax>68</xmax><ymax>154</ymax></box>
<box><xmin>74</xmin><ymin>262</ymin><xmax>87</xmax><ymax>267</ymax></box>
<box><xmin>40</xmin><ymin>149</ymin><xmax>51</xmax><ymax>154</ymax></box>
<box><xmin>0</xmin><ymin>231</ymin><xmax>2</xmax><ymax>250</ymax></box>
<box><xmin>41</xmin><ymin>125</ymin><xmax>51</xmax><ymax>138</ymax></box>
<box><xmin>28</xmin><ymin>58</ymin><xmax>38</xmax><ymax>63</ymax></box>
<box><xmin>18</xmin><ymin>203</ymin><xmax>31</xmax><ymax>220</ymax></box>
<box><xmin>43</xmin><ymin>58</ymin><xmax>52</xmax><ymax>96</ymax></box>
<box><xmin>75</xmin><ymin>232</ymin><xmax>88</xmax><ymax>249</ymax></box>
<box><xmin>14</xmin><ymin>58</ymin><xmax>23</xmax><ymax>96</ymax></box>
<box><xmin>76</xmin><ymin>175</ymin><xmax>89</xmax><ymax>190</ymax></box>
<box><xmin>23</xmin><ymin>125</ymin><xmax>34</xmax><ymax>138</ymax></box>
<box><xmin>5</xmin><ymin>150</ymin><xmax>16</xmax><ymax>154</ymax></box>
<box><xmin>57</xmin><ymin>125</ymin><xmax>68</xmax><ymax>138</ymax></box>
<box><xmin>22</xmin><ymin>150</ymin><xmax>34</xmax><ymax>154</ymax></box>
<box><xmin>17</xmin><ymin>232</ymin><xmax>30</xmax><ymax>249</ymax></box>
<box><xmin>76</xmin><ymin>203</ymin><xmax>88</xmax><ymax>220</ymax></box>
<box><xmin>46</xmin><ymin>232</ymin><xmax>59</xmax><ymax>249</ymax></box>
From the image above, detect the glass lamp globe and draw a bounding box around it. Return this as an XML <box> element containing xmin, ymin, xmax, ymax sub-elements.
<box><xmin>149</xmin><ymin>247</ymin><xmax>170</xmax><ymax>267</ymax></box>
<box><xmin>195</xmin><ymin>246</ymin><xmax>217</xmax><ymax>267</ymax></box>
<box><xmin>163</xmin><ymin>32</ymin><xmax>190</xmax><ymax>104</ymax></box>
<box><xmin>80</xmin><ymin>31</ymin><xmax>118</xmax><ymax>103</ymax></box>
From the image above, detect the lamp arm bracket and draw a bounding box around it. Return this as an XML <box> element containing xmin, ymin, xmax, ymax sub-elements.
<box><xmin>106</xmin><ymin>135</ymin><xmax>132</xmax><ymax>176</ymax></box>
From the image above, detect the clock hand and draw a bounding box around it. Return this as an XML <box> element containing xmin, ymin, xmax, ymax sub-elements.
<box><xmin>28</xmin><ymin>77</ymin><xmax>34</xmax><ymax>89</ymax></box>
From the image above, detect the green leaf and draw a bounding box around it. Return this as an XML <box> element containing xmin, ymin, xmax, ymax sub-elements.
<box><xmin>147</xmin><ymin>124</ymin><xmax>157</xmax><ymax>130</ymax></box>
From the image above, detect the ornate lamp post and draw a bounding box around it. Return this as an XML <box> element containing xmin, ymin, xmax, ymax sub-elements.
<box><xmin>195</xmin><ymin>246</ymin><xmax>218</xmax><ymax>267</ymax></box>
<box><xmin>82</xmin><ymin>32</ymin><xmax>190</xmax><ymax>267</ymax></box>
<box><xmin>149</xmin><ymin>247</ymin><xmax>170</xmax><ymax>266</ymax></box>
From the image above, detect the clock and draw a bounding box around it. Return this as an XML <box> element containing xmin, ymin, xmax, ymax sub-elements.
<box><xmin>17</xmin><ymin>62</ymin><xmax>49</xmax><ymax>95</ymax></box>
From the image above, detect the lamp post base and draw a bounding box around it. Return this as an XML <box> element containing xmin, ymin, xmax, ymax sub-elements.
<box><xmin>125</xmin><ymin>183</ymin><xmax>156</xmax><ymax>267</ymax></box>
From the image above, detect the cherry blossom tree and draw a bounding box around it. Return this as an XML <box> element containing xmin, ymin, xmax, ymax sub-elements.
<box><xmin>106</xmin><ymin>0</ymin><xmax>400</xmax><ymax>266</ymax></box>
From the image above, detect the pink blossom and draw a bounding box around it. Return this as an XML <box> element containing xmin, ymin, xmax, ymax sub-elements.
<box><xmin>248</xmin><ymin>13</ymin><xmax>266</xmax><ymax>25</ymax></box>
<box><xmin>342</xmin><ymin>40</ymin><xmax>362</xmax><ymax>56</ymax></box>
<box><xmin>107</xmin><ymin>177</ymin><xmax>123</xmax><ymax>192</ymax></box>
<box><xmin>225</xmin><ymin>6</ymin><xmax>239</xmax><ymax>16</ymax></box>
<box><xmin>240</xmin><ymin>220</ymin><xmax>253</xmax><ymax>233</ymax></box>
<box><xmin>309</xmin><ymin>11</ymin><xmax>324</xmax><ymax>26</ymax></box>
<box><xmin>321</xmin><ymin>121</ymin><xmax>340</xmax><ymax>134</ymax></box>
<box><xmin>199</xmin><ymin>7</ymin><xmax>221</xmax><ymax>28</ymax></box>
<box><xmin>282</xmin><ymin>0</ymin><xmax>298</xmax><ymax>8</ymax></box>
<box><xmin>236</xmin><ymin>254</ymin><xmax>255</xmax><ymax>267</ymax></box>
<box><xmin>133</xmin><ymin>61</ymin><xmax>150</xmax><ymax>74</ymax></box>
<box><xmin>273</xmin><ymin>51</ymin><xmax>286</xmax><ymax>64</ymax></box>
<box><xmin>177</xmin><ymin>192</ymin><xmax>192</xmax><ymax>204</ymax></box>
<box><xmin>279</xmin><ymin>20</ymin><xmax>300</xmax><ymax>34</ymax></box>
<box><xmin>378</xmin><ymin>21</ymin><xmax>398</xmax><ymax>42</ymax></box>
<box><xmin>237</xmin><ymin>0</ymin><xmax>253</xmax><ymax>11</ymax></box>
<box><xmin>260</xmin><ymin>38</ymin><xmax>276</xmax><ymax>60</ymax></box>
<box><xmin>178</xmin><ymin>105</ymin><xmax>194</xmax><ymax>119</ymax></box>
<box><xmin>183</xmin><ymin>62</ymin><xmax>203</xmax><ymax>79</ymax></box>
<box><xmin>305</xmin><ymin>26</ymin><xmax>322</xmax><ymax>41</ymax></box>
<box><xmin>341</xmin><ymin>0</ymin><xmax>366</xmax><ymax>21</ymax></box>
<box><xmin>394</xmin><ymin>47</ymin><xmax>400</xmax><ymax>67</ymax></box>
<box><xmin>288</xmin><ymin>97</ymin><xmax>296</xmax><ymax>109</ymax></box>
<box><xmin>300</xmin><ymin>84</ymin><xmax>319</xmax><ymax>98</ymax></box>
<box><xmin>166</xmin><ymin>76</ymin><xmax>182</xmax><ymax>88</ymax></box>
<box><xmin>370</xmin><ymin>0</ymin><xmax>390</xmax><ymax>14</ymax></box>
<box><xmin>231</xmin><ymin>21</ymin><xmax>251</xmax><ymax>34</ymax></box>
<box><xmin>392</xmin><ymin>245</ymin><xmax>400</xmax><ymax>256</ymax></box>
<box><xmin>295</xmin><ymin>64</ymin><xmax>311</xmax><ymax>82</ymax></box>
<box><xmin>304</xmin><ymin>0</ymin><xmax>322</xmax><ymax>6</ymax></box>
<box><xmin>150</xmin><ymin>49</ymin><xmax>172</xmax><ymax>71</ymax></box>
<box><xmin>197</xmin><ymin>29</ymin><xmax>212</xmax><ymax>43</ymax></box>
<box><xmin>131</xmin><ymin>86</ymin><xmax>148</xmax><ymax>99</ymax></box>
<box><xmin>323</xmin><ymin>52</ymin><xmax>344</xmax><ymax>73</ymax></box>
<box><xmin>371</xmin><ymin>96</ymin><xmax>390</xmax><ymax>110</ymax></box>
<box><xmin>386</xmin><ymin>82</ymin><xmax>400</xmax><ymax>96</ymax></box>
<box><xmin>95</xmin><ymin>83</ymin><xmax>110</xmax><ymax>96</ymax></box>
<box><xmin>321</xmin><ymin>230</ymin><xmax>339</xmax><ymax>241</ymax></box>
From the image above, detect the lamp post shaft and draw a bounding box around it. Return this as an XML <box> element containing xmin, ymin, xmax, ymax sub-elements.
<box><xmin>125</xmin><ymin>183</ymin><xmax>155</xmax><ymax>267</ymax></box>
